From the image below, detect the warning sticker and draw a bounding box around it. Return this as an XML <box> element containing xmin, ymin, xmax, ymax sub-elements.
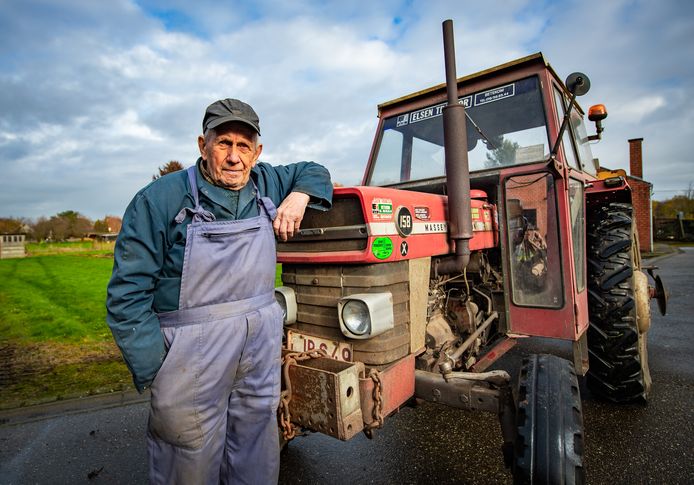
<box><xmin>474</xmin><ymin>83</ymin><xmax>515</xmax><ymax>106</ymax></box>
<box><xmin>371</xmin><ymin>198</ymin><xmax>393</xmax><ymax>220</ymax></box>
<box><xmin>414</xmin><ymin>206</ymin><xmax>430</xmax><ymax>221</ymax></box>
<box><xmin>372</xmin><ymin>237</ymin><xmax>394</xmax><ymax>260</ymax></box>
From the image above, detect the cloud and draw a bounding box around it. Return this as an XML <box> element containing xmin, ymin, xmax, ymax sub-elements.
<box><xmin>613</xmin><ymin>96</ymin><xmax>667</xmax><ymax>123</ymax></box>
<box><xmin>0</xmin><ymin>0</ymin><xmax>692</xmax><ymax>221</ymax></box>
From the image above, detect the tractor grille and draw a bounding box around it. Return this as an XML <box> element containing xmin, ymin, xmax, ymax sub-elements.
<box><xmin>282</xmin><ymin>261</ymin><xmax>411</xmax><ymax>365</ymax></box>
<box><xmin>277</xmin><ymin>196</ymin><xmax>368</xmax><ymax>253</ymax></box>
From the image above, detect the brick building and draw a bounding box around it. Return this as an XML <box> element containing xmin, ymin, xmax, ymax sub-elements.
<box><xmin>625</xmin><ymin>138</ymin><xmax>653</xmax><ymax>253</ymax></box>
<box><xmin>597</xmin><ymin>138</ymin><xmax>653</xmax><ymax>252</ymax></box>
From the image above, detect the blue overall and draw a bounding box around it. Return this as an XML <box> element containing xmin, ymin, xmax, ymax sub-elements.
<box><xmin>147</xmin><ymin>167</ymin><xmax>283</xmax><ymax>484</ymax></box>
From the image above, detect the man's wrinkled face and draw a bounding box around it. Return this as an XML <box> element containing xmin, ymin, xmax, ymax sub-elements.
<box><xmin>198</xmin><ymin>122</ymin><xmax>262</xmax><ymax>190</ymax></box>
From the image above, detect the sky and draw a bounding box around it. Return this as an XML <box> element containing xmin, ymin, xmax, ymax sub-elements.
<box><xmin>1</xmin><ymin>0</ymin><xmax>693</xmax><ymax>220</ymax></box>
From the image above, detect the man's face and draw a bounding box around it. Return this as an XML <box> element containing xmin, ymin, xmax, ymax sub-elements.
<box><xmin>198</xmin><ymin>122</ymin><xmax>263</xmax><ymax>190</ymax></box>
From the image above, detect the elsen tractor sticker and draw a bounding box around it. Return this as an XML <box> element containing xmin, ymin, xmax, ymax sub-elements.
<box><xmin>408</xmin><ymin>96</ymin><xmax>472</xmax><ymax>125</ymax></box>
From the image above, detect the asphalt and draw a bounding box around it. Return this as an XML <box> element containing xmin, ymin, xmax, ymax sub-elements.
<box><xmin>0</xmin><ymin>389</ymin><xmax>148</xmax><ymax>428</ymax></box>
<box><xmin>1</xmin><ymin>243</ymin><xmax>692</xmax><ymax>485</ymax></box>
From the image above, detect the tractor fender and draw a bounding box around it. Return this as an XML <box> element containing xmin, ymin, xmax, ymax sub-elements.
<box><xmin>634</xmin><ymin>270</ymin><xmax>651</xmax><ymax>334</ymax></box>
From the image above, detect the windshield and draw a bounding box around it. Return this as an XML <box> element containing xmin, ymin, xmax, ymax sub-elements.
<box><xmin>368</xmin><ymin>76</ymin><xmax>549</xmax><ymax>186</ymax></box>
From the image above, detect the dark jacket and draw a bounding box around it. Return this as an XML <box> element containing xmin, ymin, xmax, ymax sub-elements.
<box><xmin>107</xmin><ymin>158</ymin><xmax>332</xmax><ymax>391</ymax></box>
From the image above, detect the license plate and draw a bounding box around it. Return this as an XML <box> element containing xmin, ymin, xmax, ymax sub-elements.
<box><xmin>287</xmin><ymin>330</ymin><xmax>353</xmax><ymax>362</ymax></box>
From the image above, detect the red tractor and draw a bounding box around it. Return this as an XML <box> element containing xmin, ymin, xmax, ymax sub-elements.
<box><xmin>274</xmin><ymin>20</ymin><xmax>666</xmax><ymax>483</ymax></box>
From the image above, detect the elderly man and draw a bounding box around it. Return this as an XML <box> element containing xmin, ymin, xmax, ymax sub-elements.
<box><xmin>106</xmin><ymin>99</ymin><xmax>332</xmax><ymax>484</ymax></box>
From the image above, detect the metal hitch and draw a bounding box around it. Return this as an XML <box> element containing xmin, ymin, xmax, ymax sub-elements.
<box><xmin>285</xmin><ymin>356</ymin><xmax>364</xmax><ymax>440</ymax></box>
<box><xmin>282</xmin><ymin>353</ymin><xmax>417</xmax><ymax>441</ymax></box>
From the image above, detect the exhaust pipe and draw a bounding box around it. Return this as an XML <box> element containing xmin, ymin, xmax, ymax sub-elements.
<box><xmin>436</xmin><ymin>19</ymin><xmax>473</xmax><ymax>275</ymax></box>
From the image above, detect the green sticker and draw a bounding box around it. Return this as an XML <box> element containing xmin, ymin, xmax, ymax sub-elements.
<box><xmin>372</xmin><ymin>237</ymin><xmax>394</xmax><ymax>260</ymax></box>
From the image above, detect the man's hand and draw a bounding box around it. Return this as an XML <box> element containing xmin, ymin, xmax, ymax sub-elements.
<box><xmin>274</xmin><ymin>191</ymin><xmax>310</xmax><ymax>241</ymax></box>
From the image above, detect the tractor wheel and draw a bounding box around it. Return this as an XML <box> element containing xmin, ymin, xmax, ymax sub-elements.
<box><xmin>586</xmin><ymin>202</ymin><xmax>652</xmax><ymax>403</ymax></box>
<box><xmin>513</xmin><ymin>354</ymin><xmax>584</xmax><ymax>485</ymax></box>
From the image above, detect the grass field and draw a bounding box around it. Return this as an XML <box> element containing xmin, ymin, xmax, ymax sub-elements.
<box><xmin>0</xmin><ymin>250</ymin><xmax>128</xmax><ymax>408</ymax></box>
<box><xmin>26</xmin><ymin>240</ymin><xmax>115</xmax><ymax>257</ymax></box>
<box><xmin>0</xmin><ymin>242</ymin><xmax>283</xmax><ymax>409</ymax></box>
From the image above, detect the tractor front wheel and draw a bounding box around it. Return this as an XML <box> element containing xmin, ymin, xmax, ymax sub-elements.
<box><xmin>512</xmin><ymin>354</ymin><xmax>585</xmax><ymax>485</ymax></box>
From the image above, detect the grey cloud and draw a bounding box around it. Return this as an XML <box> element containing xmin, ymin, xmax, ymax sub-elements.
<box><xmin>1</xmin><ymin>0</ymin><xmax>692</xmax><ymax>220</ymax></box>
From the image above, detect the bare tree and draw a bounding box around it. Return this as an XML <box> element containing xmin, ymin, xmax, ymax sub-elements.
<box><xmin>0</xmin><ymin>217</ymin><xmax>27</xmax><ymax>234</ymax></box>
<box><xmin>31</xmin><ymin>211</ymin><xmax>92</xmax><ymax>241</ymax></box>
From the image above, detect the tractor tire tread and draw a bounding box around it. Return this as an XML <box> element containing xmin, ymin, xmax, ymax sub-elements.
<box><xmin>586</xmin><ymin>203</ymin><xmax>648</xmax><ymax>403</ymax></box>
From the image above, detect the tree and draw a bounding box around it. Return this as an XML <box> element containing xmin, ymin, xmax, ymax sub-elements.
<box><xmin>31</xmin><ymin>211</ymin><xmax>93</xmax><ymax>241</ymax></box>
<box><xmin>93</xmin><ymin>219</ymin><xmax>109</xmax><ymax>233</ymax></box>
<box><xmin>93</xmin><ymin>215</ymin><xmax>122</xmax><ymax>233</ymax></box>
<box><xmin>652</xmin><ymin>182</ymin><xmax>694</xmax><ymax>219</ymax></box>
<box><xmin>153</xmin><ymin>160</ymin><xmax>185</xmax><ymax>180</ymax></box>
<box><xmin>0</xmin><ymin>217</ymin><xmax>27</xmax><ymax>234</ymax></box>
<box><xmin>485</xmin><ymin>137</ymin><xmax>519</xmax><ymax>168</ymax></box>
<box><xmin>32</xmin><ymin>217</ymin><xmax>52</xmax><ymax>241</ymax></box>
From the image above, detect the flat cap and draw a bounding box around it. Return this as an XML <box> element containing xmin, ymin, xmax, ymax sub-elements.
<box><xmin>202</xmin><ymin>98</ymin><xmax>260</xmax><ymax>135</ymax></box>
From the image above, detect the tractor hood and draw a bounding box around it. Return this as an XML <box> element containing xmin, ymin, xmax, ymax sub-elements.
<box><xmin>277</xmin><ymin>186</ymin><xmax>496</xmax><ymax>264</ymax></box>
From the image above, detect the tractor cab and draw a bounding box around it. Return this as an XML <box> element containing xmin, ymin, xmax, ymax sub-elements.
<box><xmin>362</xmin><ymin>53</ymin><xmax>601</xmax><ymax>344</ymax></box>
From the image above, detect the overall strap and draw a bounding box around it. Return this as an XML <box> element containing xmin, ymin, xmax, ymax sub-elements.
<box><xmin>175</xmin><ymin>166</ymin><xmax>216</xmax><ymax>224</ymax></box>
<box><xmin>251</xmin><ymin>179</ymin><xmax>278</xmax><ymax>220</ymax></box>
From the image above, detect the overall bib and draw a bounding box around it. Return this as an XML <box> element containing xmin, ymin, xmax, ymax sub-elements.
<box><xmin>147</xmin><ymin>166</ymin><xmax>283</xmax><ymax>484</ymax></box>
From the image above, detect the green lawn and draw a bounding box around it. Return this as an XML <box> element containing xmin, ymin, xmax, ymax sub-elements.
<box><xmin>0</xmin><ymin>246</ymin><xmax>283</xmax><ymax>409</ymax></box>
<box><xmin>0</xmin><ymin>255</ymin><xmax>114</xmax><ymax>342</ymax></box>
<box><xmin>0</xmin><ymin>253</ymin><xmax>127</xmax><ymax>408</ymax></box>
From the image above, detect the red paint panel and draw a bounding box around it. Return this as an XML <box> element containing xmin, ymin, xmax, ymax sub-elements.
<box><xmin>279</xmin><ymin>186</ymin><xmax>498</xmax><ymax>264</ymax></box>
<box><xmin>359</xmin><ymin>354</ymin><xmax>415</xmax><ymax>425</ymax></box>
<box><xmin>471</xmin><ymin>338</ymin><xmax>517</xmax><ymax>372</ymax></box>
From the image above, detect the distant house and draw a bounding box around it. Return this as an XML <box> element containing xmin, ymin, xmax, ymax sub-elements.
<box><xmin>86</xmin><ymin>233</ymin><xmax>119</xmax><ymax>242</ymax></box>
<box><xmin>105</xmin><ymin>216</ymin><xmax>122</xmax><ymax>234</ymax></box>
<box><xmin>0</xmin><ymin>234</ymin><xmax>26</xmax><ymax>259</ymax></box>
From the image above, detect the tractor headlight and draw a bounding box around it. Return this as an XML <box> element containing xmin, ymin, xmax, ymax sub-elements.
<box><xmin>274</xmin><ymin>286</ymin><xmax>297</xmax><ymax>325</ymax></box>
<box><xmin>338</xmin><ymin>293</ymin><xmax>394</xmax><ymax>339</ymax></box>
<box><xmin>341</xmin><ymin>300</ymin><xmax>371</xmax><ymax>336</ymax></box>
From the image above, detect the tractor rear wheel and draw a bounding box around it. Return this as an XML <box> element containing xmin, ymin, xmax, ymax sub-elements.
<box><xmin>586</xmin><ymin>203</ymin><xmax>651</xmax><ymax>403</ymax></box>
<box><xmin>513</xmin><ymin>354</ymin><xmax>584</xmax><ymax>485</ymax></box>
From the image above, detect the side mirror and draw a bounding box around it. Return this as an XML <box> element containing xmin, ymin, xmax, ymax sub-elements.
<box><xmin>565</xmin><ymin>72</ymin><xmax>591</xmax><ymax>96</ymax></box>
<box><xmin>550</xmin><ymin>71</ymin><xmax>592</xmax><ymax>159</ymax></box>
<box><xmin>588</xmin><ymin>104</ymin><xmax>608</xmax><ymax>141</ymax></box>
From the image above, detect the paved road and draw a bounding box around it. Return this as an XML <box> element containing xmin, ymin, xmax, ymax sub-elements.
<box><xmin>1</xmin><ymin>249</ymin><xmax>693</xmax><ymax>484</ymax></box>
